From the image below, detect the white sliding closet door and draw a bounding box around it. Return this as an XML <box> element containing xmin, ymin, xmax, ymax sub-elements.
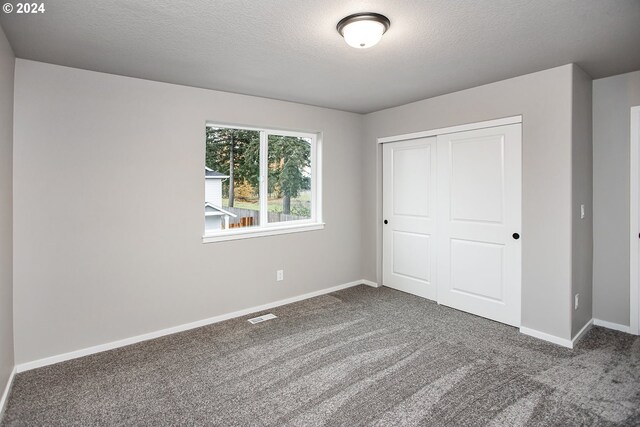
<box><xmin>436</xmin><ymin>124</ymin><xmax>522</xmax><ymax>327</ymax></box>
<box><xmin>382</xmin><ymin>137</ymin><xmax>438</xmax><ymax>300</ymax></box>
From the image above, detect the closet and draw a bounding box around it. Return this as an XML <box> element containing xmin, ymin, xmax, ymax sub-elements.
<box><xmin>382</xmin><ymin>121</ymin><xmax>522</xmax><ymax>327</ymax></box>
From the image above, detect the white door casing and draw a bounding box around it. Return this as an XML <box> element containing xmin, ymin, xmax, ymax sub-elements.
<box><xmin>630</xmin><ymin>105</ymin><xmax>640</xmax><ymax>335</ymax></box>
<box><xmin>383</xmin><ymin>137</ymin><xmax>438</xmax><ymax>300</ymax></box>
<box><xmin>436</xmin><ymin>124</ymin><xmax>522</xmax><ymax>327</ymax></box>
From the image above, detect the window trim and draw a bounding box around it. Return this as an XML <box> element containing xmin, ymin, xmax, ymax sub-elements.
<box><xmin>202</xmin><ymin>222</ymin><xmax>325</xmax><ymax>243</ymax></box>
<box><xmin>203</xmin><ymin>122</ymin><xmax>323</xmax><ymax>243</ymax></box>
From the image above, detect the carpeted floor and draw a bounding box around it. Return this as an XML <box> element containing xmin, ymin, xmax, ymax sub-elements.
<box><xmin>2</xmin><ymin>285</ymin><xmax>640</xmax><ymax>426</ymax></box>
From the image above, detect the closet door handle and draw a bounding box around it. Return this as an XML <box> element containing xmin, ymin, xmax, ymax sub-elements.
<box><xmin>512</xmin><ymin>233</ymin><xmax>520</xmax><ymax>240</ymax></box>
<box><xmin>384</xmin><ymin>219</ymin><xmax>388</xmax><ymax>225</ymax></box>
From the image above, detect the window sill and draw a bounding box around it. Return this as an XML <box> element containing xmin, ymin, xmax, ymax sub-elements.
<box><xmin>202</xmin><ymin>222</ymin><xmax>325</xmax><ymax>243</ymax></box>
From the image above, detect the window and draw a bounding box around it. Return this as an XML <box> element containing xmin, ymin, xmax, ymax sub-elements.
<box><xmin>203</xmin><ymin>123</ymin><xmax>322</xmax><ymax>242</ymax></box>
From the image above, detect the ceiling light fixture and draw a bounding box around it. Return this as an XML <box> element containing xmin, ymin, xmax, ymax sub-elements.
<box><xmin>337</xmin><ymin>13</ymin><xmax>390</xmax><ymax>49</ymax></box>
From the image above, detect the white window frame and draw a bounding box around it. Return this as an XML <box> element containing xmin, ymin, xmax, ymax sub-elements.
<box><xmin>203</xmin><ymin>122</ymin><xmax>323</xmax><ymax>243</ymax></box>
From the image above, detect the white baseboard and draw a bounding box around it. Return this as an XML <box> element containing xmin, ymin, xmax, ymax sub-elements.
<box><xmin>0</xmin><ymin>366</ymin><xmax>16</xmax><ymax>421</ymax></box>
<box><xmin>361</xmin><ymin>279</ymin><xmax>379</xmax><ymax>288</ymax></box>
<box><xmin>16</xmin><ymin>279</ymin><xmax>374</xmax><ymax>373</ymax></box>
<box><xmin>513</xmin><ymin>318</ymin><xmax>632</xmax><ymax>349</ymax></box>
<box><xmin>519</xmin><ymin>326</ymin><xmax>573</xmax><ymax>348</ymax></box>
<box><xmin>572</xmin><ymin>319</ymin><xmax>593</xmax><ymax>347</ymax></box>
<box><xmin>593</xmin><ymin>318</ymin><xmax>631</xmax><ymax>334</ymax></box>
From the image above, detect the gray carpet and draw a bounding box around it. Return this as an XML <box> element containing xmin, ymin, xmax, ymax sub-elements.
<box><xmin>2</xmin><ymin>285</ymin><xmax>639</xmax><ymax>426</ymax></box>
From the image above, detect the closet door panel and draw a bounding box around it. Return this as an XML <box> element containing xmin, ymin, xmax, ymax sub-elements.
<box><xmin>437</xmin><ymin>124</ymin><xmax>521</xmax><ymax>327</ymax></box>
<box><xmin>382</xmin><ymin>137</ymin><xmax>437</xmax><ymax>300</ymax></box>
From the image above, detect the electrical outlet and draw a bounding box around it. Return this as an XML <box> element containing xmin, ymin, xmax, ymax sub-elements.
<box><xmin>574</xmin><ymin>293</ymin><xmax>579</xmax><ymax>310</ymax></box>
<box><xmin>276</xmin><ymin>270</ymin><xmax>284</xmax><ymax>281</ymax></box>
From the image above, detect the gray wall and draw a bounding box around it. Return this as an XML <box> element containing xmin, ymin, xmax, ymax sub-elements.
<box><xmin>0</xmin><ymin>24</ymin><xmax>15</xmax><ymax>405</ymax></box>
<box><xmin>11</xmin><ymin>57</ymin><xmax>625</xmax><ymax>363</ymax></box>
<box><xmin>571</xmin><ymin>66</ymin><xmax>594</xmax><ymax>337</ymax></box>
<box><xmin>13</xmin><ymin>60</ymin><xmax>364</xmax><ymax>364</ymax></box>
<box><xmin>593</xmin><ymin>70</ymin><xmax>640</xmax><ymax>326</ymax></box>
<box><xmin>363</xmin><ymin>65</ymin><xmax>576</xmax><ymax>340</ymax></box>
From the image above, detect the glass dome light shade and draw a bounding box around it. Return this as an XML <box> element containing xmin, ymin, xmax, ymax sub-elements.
<box><xmin>337</xmin><ymin>13</ymin><xmax>390</xmax><ymax>49</ymax></box>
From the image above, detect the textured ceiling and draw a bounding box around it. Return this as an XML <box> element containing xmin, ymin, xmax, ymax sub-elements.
<box><xmin>1</xmin><ymin>0</ymin><xmax>639</xmax><ymax>113</ymax></box>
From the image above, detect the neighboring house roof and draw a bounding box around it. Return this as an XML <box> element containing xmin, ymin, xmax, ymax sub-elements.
<box><xmin>205</xmin><ymin>167</ymin><xmax>229</xmax><ymax>179</ymax></box>
<box><xmin>205</xmin><ymin>202</ymin><xmax>237</xmax><ymax>217</ymax></box>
